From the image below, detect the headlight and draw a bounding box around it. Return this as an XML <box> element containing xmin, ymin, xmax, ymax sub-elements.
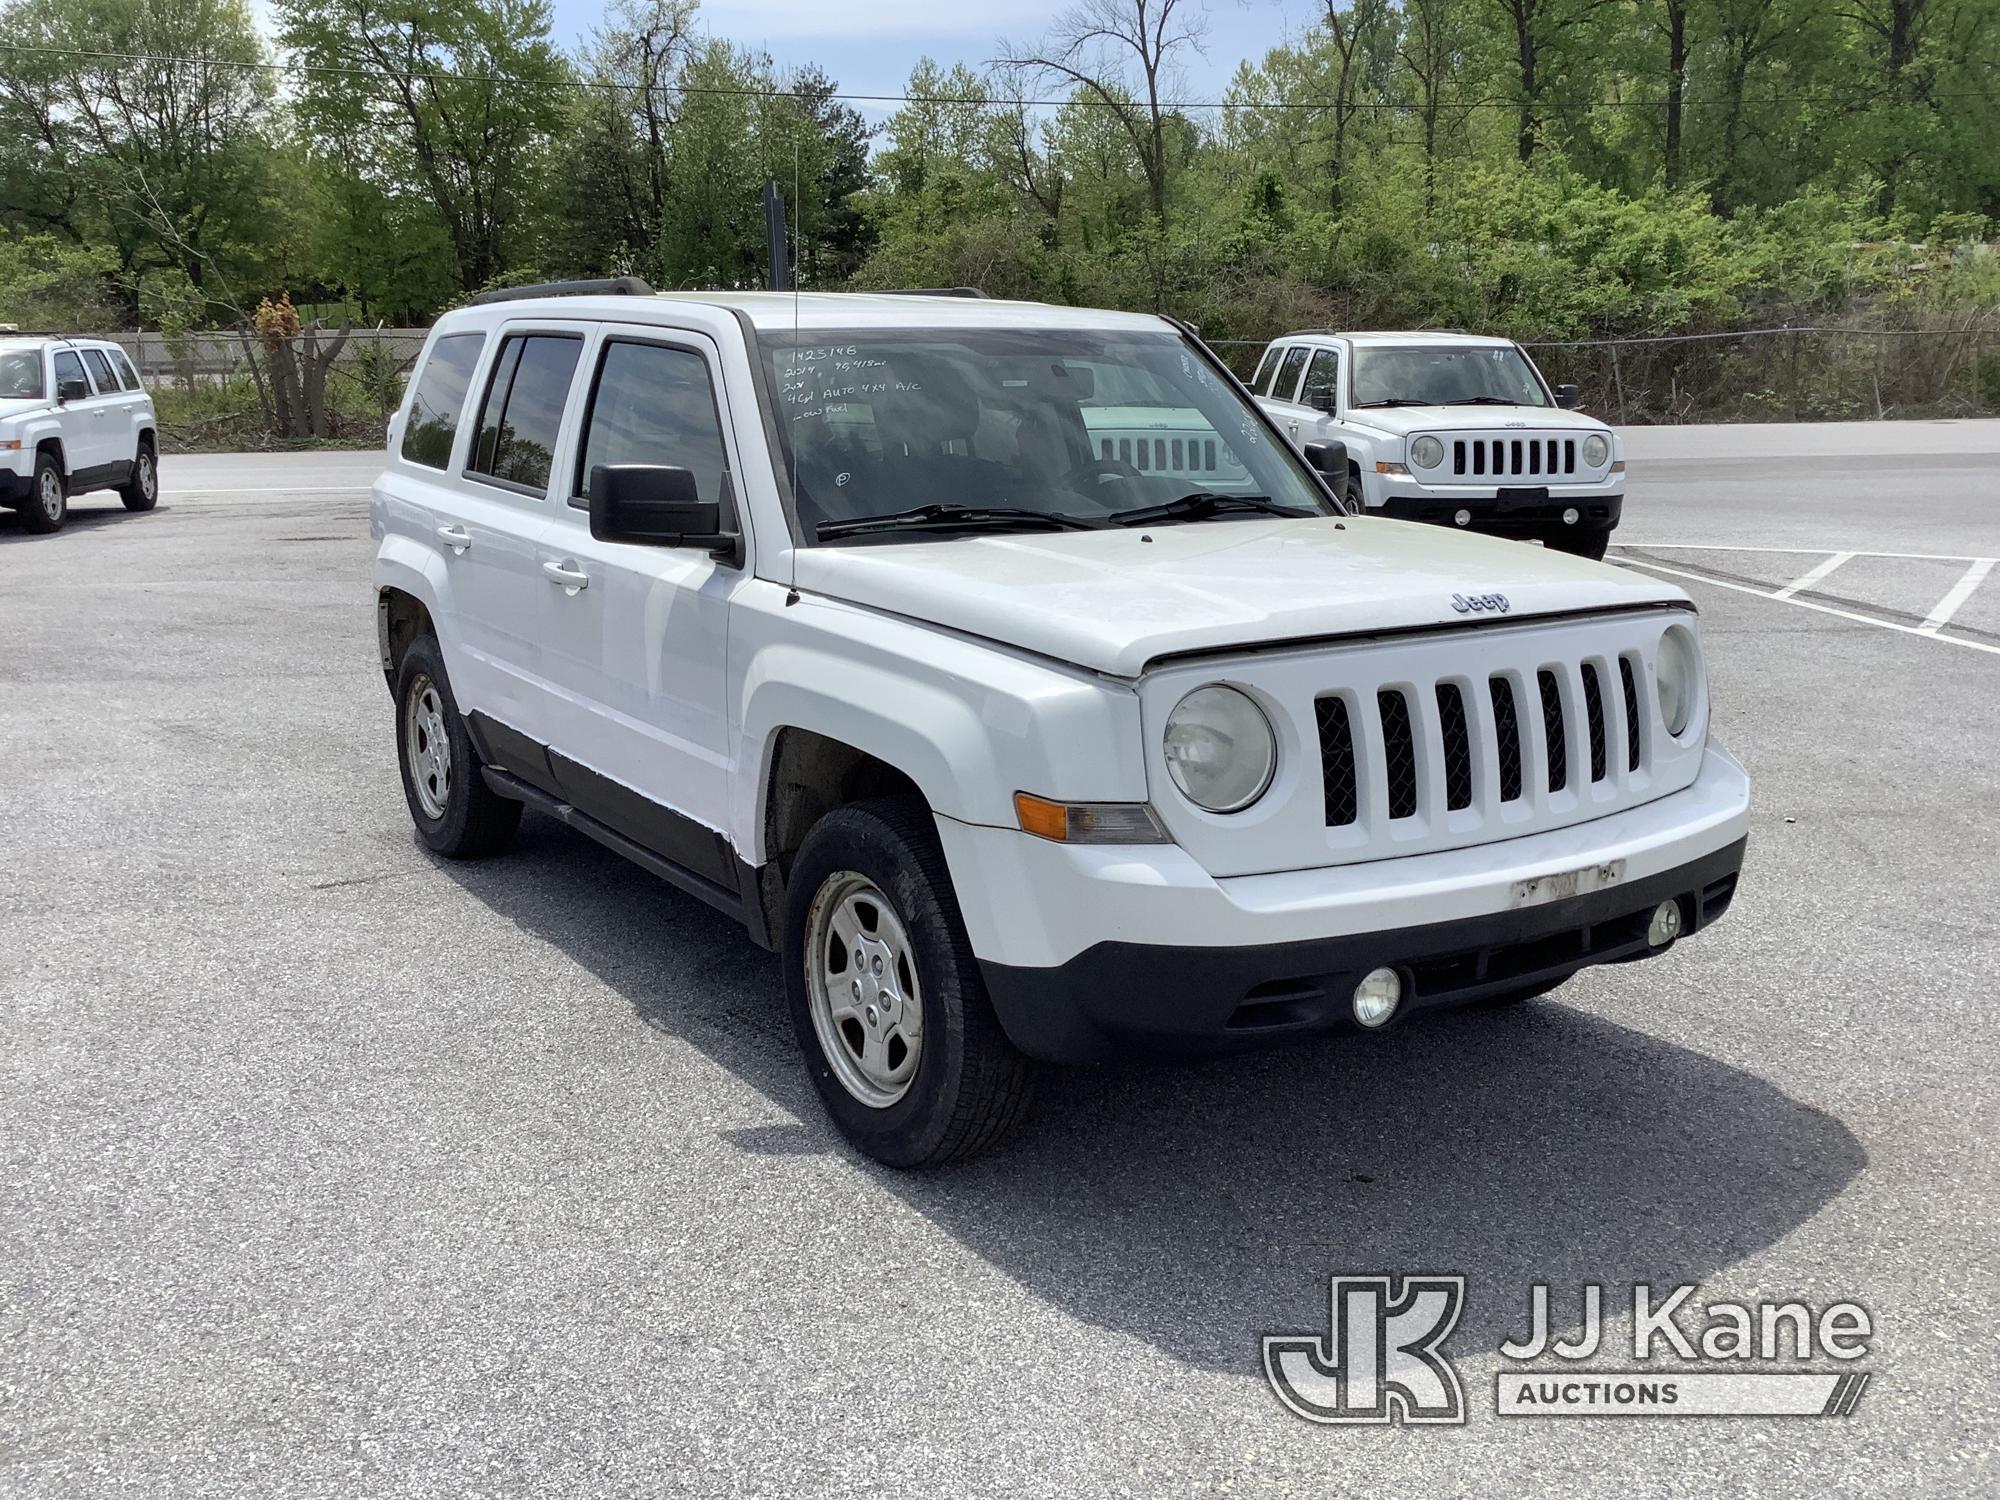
<box><xmin>1409</xmin><ymin>435</ymin><xmax>1444</xmax><ymax>469</ymax></box>
<box><xmin>1655</xmin><ymin>623</ymin><xmax>1701</xmax><ymax>738</ymax></box>
<box><xmin>1164</xmin><ymin>685</ymin><xmax>1277</xmax><ymax>813</ymax></box>
<box><xmin>1581</xmin><ymin>433</ymin><xmax>1610</xmax><ymax>467</ymax></box>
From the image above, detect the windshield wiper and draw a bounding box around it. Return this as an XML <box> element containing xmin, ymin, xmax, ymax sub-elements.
<box><xmin>1442</xmin><ymin>396</ymin><xmax>1534</xmax><ymax>406</ymax></box>
<box><xmin>816</xmin><ymin>503</ymin><xmax>1106</xmax><ymax>541</ymax></box>
<box><xmin>1104</xmin><ymin>491</ymin><xmax>1320</xmax><ymax>528</ymax></box>
<box><xmin>1352</xmin><ymin>397</ymin><xmax>1431</xmax><ymax>409</ymax></box>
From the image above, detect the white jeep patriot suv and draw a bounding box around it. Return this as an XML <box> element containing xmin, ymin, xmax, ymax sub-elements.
<box><xmin>0</xmin><ymin>334</ymin><xmax>159</xmax><ymax>533</ymax></box>
<box><xmin>1251</xmin><ymin>330</ymin><xmax>1622</xmax><ymax>558</ymax></box>
<box><xmin>372</xmin><ymin>281</ymin><xmax>1748</xmax><ymax>1167</ymax></box>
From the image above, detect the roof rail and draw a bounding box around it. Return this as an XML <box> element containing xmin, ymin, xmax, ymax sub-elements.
<box><xmin>468</xmin><ymin>276</ymin><xmax>656</xmax><ymax>307</ymax></box>
<box><xmin>875</xmin><ymin>287</ymin><xmax>990</xmax><ymax>299</ymax></box>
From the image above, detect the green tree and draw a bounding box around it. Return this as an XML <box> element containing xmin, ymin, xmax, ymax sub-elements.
<box><xmin>278</xmin><ymin>0</ymin><xmax>571</xmax><ymax>292</ymax></box>
<box><xmin>0</xmin><ymin>0</ymin><xmax>284</xmax><ymax>314</ymax></box>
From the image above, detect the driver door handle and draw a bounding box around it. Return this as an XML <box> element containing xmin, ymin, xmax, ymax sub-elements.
<box><xmin>542</xmin><ymin>559</ymin><xmax>589</xmax><ymax>591</ymax></box>
<box><xmin>435</xmin><ymin>524</ymin><xmax>471</xmax><ymax>549</ymax></box>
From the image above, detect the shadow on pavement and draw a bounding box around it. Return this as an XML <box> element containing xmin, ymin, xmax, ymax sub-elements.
<box><xmin>442</xmin><ymin>811</ymin><xmax>1864</xmax><ymax>1369</ymax></box>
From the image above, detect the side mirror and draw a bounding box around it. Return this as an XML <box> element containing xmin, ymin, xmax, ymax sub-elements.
<box><xmin>1302</xmin><ymin>439</ymin><xmax>1348</xmax><ymax>478</ymax></box>
<box><xmin>1306</xmin><ymin>385</ymin><xmax>1338</xmax><ymax>415</ymax></box>
<box><xmin>588</xmin><ymin>464</ymin><xmax>732</xmax><ymax>556</ymax></box>
<box><xmin>1554</xmin><ymin>383</ymin><xmax>1580</xmax><ymax>409</ymax></box>
<box><xmin>56</xmin><ymin>375</ymin><xmax>88</xmax><ymax>403</ymax></box>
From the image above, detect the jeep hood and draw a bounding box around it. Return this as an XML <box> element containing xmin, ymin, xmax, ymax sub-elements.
<box><xmin>1345</xmin><ymin>404</ymin><xmax>1612</xmax><ymax>438</ymax></box>
<box><xmin>792</xmin><ymin>516</ymin><xmax>1687</xmax><ymax>677</ymax></box>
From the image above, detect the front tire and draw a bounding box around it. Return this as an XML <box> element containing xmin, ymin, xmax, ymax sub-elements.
<box><xmin>120</xmin><ymin>441</ymin><xmax>158</xmax><ymax>511</ymax></box>
<box><xmin>394</xmin><ymin>634</ymin><xmax>522</xmax><ymax>858</ymax></box>
<box><xmin>784</xmin><ymin>799</ymin><xmax>1036</xmax><ymax>1168</ymax></box>
<box><xmin>20</xmin><ymin>453</ymin><xmax>66</xmax><ymax>534</ymax></box>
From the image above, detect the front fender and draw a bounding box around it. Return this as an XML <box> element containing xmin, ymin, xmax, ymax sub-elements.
<box><xmin>732</xmin><ymin>592</ymin><xmax>1148</xmax><ymax>864</ymax></box>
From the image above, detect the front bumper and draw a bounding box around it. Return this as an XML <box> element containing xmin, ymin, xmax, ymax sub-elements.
<box><xmin>939</xmin><ymin>744</ymin><xmax>1749</xmax><ymax>1063</ymax></box>
<box><xmin>1375</xmin><ymin>488</ymin><xmax>1622</xmax><ymax>539</ymax></box>
<box><xmin>0</xmin><ymin>451</ymin><xmax>30</xmax><ymax>501</ymax></box>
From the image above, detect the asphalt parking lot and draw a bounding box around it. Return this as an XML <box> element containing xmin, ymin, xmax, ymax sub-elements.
<box><xmin>3</xmin><ymin>424</ymin><xmax>1996</xmax><ymax>1496</ymax></box>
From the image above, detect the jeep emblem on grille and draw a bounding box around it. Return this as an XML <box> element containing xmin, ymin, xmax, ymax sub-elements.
<box><xmin>1451</xmin><ymin>592</ymin><xmax>1510</xmax><ymax>614</ymax></box>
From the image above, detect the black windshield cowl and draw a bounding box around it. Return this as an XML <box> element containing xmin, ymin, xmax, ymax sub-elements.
<box><xmin>816</xmin><ymin>503</ymin><xmax>1108</xmax><ymax>541</ymax></box>
<box><xmin>1104</xmin><ymin>491</ymin><xmax>1322</xmax><ymax>528</ymax></box>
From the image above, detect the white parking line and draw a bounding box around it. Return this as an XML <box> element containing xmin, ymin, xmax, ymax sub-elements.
<box><xmin>1774</xmin><ymin>551</ymin><xmax>1855</xmax><ymax>599</ymax></box>
<box><xmin>1615</xmin><ymin>542</ymin><xmax>1986</xmax><ymax>563</ymax></box>
<box><xmin>1919</xmin><ymin>558</ymin><xmax>1995</xmax><ymax>634</ymax></box>
<box><xmin>1613</xmin><ymin>554</ymin><xmax>2000</xmax><ymax>657</ymax></box>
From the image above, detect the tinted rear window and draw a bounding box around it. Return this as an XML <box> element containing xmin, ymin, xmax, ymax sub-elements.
<box><xmin>80</xmin><ymin>348</ymin><xmax>117</xmax><ymax>393</ymax></box>
<box><xmin>469</xmin><ymin>334</ymin><xmax>582</xmax><ymax>492</ymax></box>
<box><xmin>401</xmin><ymin>333</ymin><xmax>485</xmax><ymax>469</ymax></box>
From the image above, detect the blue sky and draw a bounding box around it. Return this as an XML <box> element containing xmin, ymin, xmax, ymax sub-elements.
<box><xmin>544</xmin><ymin>0</ymin><xmax>1326</xmax><ymax>123</ymax></box>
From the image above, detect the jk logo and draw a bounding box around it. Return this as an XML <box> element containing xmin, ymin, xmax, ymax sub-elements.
<box><xmin>1263</xmin><ymin>1275</ymin><xmax>1467</xmax><ymax>1425</ymax></box>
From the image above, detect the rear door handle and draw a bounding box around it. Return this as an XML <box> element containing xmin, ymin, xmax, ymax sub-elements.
<box><xmin>436</xmin><ymin>524</ymin><xmax>472</xmax><ymax>551</ymax></box>
<box><xmin>542</xmin><ymin>559</ymin><xmax>589</xmax><ymax>591</ymax></box>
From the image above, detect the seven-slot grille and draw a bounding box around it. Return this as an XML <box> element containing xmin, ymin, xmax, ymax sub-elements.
<box><xmin>1448</xmin><ymin>434</ymin><xmax>1579</xmax><ymax>479</ymax></box>
<box><xmin>1317</xmin><ymin>653</ymin><xmax>1649</xmax><ymax>828</ymax></box>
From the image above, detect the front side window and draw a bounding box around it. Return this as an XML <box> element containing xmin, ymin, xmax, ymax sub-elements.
<box><xmin>0</xmin><ymin>349</ymin><xmax>44</xmax><ymax>400</ymax></box>
<box><xmin>575</xmin><ymin>340</ymin><xmax>730</xmax><ymax>507</ymax></box>
<box><xmin>79</xmin><ymin>348</ymin><xmax>117</xmax><ymax>393</ymax></box>
<box><xmin>469</xmin><ymin>333</ymin><xmax>583</xmax><ymax>492</ymax></box>
<box><xmin>1273</xmin><ymin>346</ymin><xmax>1310</xmax><ymax>402</ymax></box>
<box><xmin>760</xmin><ymin>327</ymin><xmax>1335</xmax><ymax>542</ymax></box>
<box><xmin>53</xmin><ymin>350</ymin><xmax>86</xmax><ymax>397</ymax></box>
<box><xmin>1351</xmin><ymin>345</ymin><xmax>1550</xmax><ymax>408</ymax></box>
<box><xmin>1302</xmin><ymin>348</ymin><xmax>1340</xmax><ymax>407</ymax></box>
<box><xmin>401</xmin><ymin>332</ymin><xmax>485</xmax><ymax>469</ymax></box>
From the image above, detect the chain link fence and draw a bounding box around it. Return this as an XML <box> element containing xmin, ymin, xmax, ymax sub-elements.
<box><xmin>115</xmin><ymin>327</ymin><xmax>429</xmax><ymax>451</ymax></box>
<box><xmin>1208</xmin><ymin>324</ymin><xmax>2000</xmax><ymax>424</ymax></box>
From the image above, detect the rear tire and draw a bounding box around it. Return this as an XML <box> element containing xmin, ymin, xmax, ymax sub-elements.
<box><xmin>784</xmin><ymin>798</ymin><xmax>1036</xmax><ymax>1168</ymax></box>
<box><xmin>1547</xmin><ymin>529</ymin><xmax>1611</xmax><ymax>561</ymax></box>
<box><xmin>20</xmin><ymin>453</ymin><xmax>66</xmax><ymax>534</ymax></box>
<box><xmin>119</xmin><ymin>440</ymin><xmax>158</xmax><ymax>511</ymax></box>
<box><xmin>394</xmin><ymin>634</ymin><xmax>522</xmax><ymax>859</ymax></box>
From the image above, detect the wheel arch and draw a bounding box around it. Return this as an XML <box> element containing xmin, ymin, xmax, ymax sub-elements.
<box><xmin>374</xmin><ymin>537</ymin><xmax>454</xmax><ymax>686</ymax></box>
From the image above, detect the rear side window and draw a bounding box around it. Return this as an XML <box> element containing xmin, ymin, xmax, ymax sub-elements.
<box><xmin>113</xmin><ymin>350</ymin><xmax>143</xmax><ymax>391</ymax></box>
<box><xmin>574</xmin><ymin>341</ymin><xmax>729</xmax><ymax>507</ymax></box>
<box><xmin>401</xmin><ymin>332</ymin><xmax>485</xmax><ymax>469</ymax></box>
<box><xmin>80</xmin><ymin>348</ymin><xmax>117</xmax><ymax>393</ymax></box>
<box><xmin>1274</xmin><ymin>346</ymin><xmax>1310</xmax><ymax>401</ymax></box>
<box><xmin>470</xmin><ymin>333</ymin><xmax>583</xmax><ymax>492</ymax></box>
<box><xmin>1249</xmin><ymin>346</ymin><xmax>1279</xmax><ymax>395</ymax></box>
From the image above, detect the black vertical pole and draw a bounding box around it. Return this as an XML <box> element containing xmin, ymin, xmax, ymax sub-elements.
<box><xmin>763</xmin><ymin>181</ymin><xmax>792</xmax><ymax>293</ymax></box>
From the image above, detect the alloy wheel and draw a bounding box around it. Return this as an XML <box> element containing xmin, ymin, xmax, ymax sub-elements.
<box><xmin>805</xmin><ymin>872</ymin><xmax>925</xmax><ymax>1108</ymax></box>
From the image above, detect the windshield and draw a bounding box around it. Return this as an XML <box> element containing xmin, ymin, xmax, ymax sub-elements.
<box><xmin>760</xmin><ymin>327</ymin><xmax>1335</xmax><ymax>541</ymax></box>
<box><xmin>1352</xmin><ymin>345</ymin><xmax>1549</xmax><ymax>408</ymax></box>
<box><xmin>0</xmin><ymin>349</ymin><xmax>45</xmax><ymax>401</ymax></box>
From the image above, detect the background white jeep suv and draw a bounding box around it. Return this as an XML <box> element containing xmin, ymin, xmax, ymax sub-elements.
<box><xmin>1251</xmin><ymin>330</ymin><xmax>1624</xmax><ymax>559</ymax></box>
<box><xmin>373</xmin><ymin>283</ymin><xmax>1747</xmax><ymax>1167</ymax></box>
<box><xmin>0</xmin><ymin>335</ymin><xmax>159</xmax><ymax>533</ymax></box>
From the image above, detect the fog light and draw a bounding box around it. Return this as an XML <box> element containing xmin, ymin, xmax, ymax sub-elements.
<box><xmin>1648</xmin><ymin>900</ymin><xmax>1683</xmax><ymax>948</ymax></box>
<box><xmin>1352</xmin><ymin>967</ymin><xmax>1402</xmax><ymax>1028</ymax></box>
<box><xmin>1563</xmin><ymin>507</ymin><xmax>1580</xmax><ymax>525</ymax></box>
<box><xmin>1454</xmin><ymin>508</ymin><xmax>1472</xmax><ymax>526</ymax></box>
